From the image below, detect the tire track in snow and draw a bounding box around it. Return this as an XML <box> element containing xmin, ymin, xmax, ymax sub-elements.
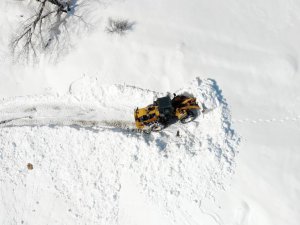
<box><xmin>232</xmin><ymin>115</ymin><xmax>300</xmax><ymax>124</ymax></box>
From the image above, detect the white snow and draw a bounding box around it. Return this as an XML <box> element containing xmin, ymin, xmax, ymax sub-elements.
<box><xmin>1</xmin><ymin>0</ymin><xmax>300</xmax><ymax>224</ymax></box>
<box><xmin>0</xmin><ymin>77</ymin><xmax>239</xmax><ymax>224</ymax></box>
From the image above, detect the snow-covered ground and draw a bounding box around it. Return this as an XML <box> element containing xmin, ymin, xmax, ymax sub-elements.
<box><xmin>0</xmin><ymin>77</ymin><xmax>239</xmax><ymax>224</ymax></box>
<box><xmin>1</xmin><ymin>0</ymin><xmax>300</xmax><ymax>225</ymax></box>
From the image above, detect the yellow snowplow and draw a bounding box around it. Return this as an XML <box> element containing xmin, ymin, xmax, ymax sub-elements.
<box><xmin>134</xmin><ymin>94</ymin><xmax>201</xmax><ymax>132</ymax></box>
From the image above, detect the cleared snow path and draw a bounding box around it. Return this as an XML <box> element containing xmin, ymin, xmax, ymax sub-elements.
<box><xmin>0</xmin><ymin>77</ymin><xmax>239</xmax><ymax>224</ymax></box>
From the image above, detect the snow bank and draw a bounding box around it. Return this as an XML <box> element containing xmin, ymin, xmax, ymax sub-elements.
<box><xmin>0</xmin><ymin>77</ymin><xmax>239</xmax><ymax>224</ymax></box>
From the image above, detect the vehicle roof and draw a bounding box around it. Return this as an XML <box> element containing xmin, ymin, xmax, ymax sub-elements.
<box><xmin>157</xmin><ymin>96</ymin><xmax>172</xmax><ymax>109</ymax></box>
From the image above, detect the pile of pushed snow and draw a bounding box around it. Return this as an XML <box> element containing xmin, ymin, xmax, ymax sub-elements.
<box><xmin>0</xmin><ymin>77</ymin><xmax>239</xmax><ymax>224</ymax></box>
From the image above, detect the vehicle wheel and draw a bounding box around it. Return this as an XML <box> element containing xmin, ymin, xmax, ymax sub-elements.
<box><xmin>180</xmin><ymin>111</ymin><xmax>195</xmax><ymax>123</ymax></box>
<box><xmin>151</xmin><ymin>123</ymin><xmax>164</xmax><ymax>132</ymax></box>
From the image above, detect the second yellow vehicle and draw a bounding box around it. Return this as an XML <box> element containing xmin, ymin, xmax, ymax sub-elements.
<box><xmin>134</xmin><ymin>94</ymin><xmax>201</xmax><ymax>132</ymax></box>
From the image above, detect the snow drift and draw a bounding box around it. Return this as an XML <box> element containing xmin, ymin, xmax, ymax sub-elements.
<box><xmin>0</xmin><ymin>77</ymin><xmax>239</xmax><ymax>224</ymax></box>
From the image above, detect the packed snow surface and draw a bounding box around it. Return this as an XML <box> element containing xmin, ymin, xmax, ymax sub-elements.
<box><xmin>0</xmin><ymin>77</ymin><xmax>239</xmax><ymax>224</ymax></box>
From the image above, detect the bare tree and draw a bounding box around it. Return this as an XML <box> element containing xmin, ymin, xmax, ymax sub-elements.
<box><xmin>12</xmin><ymin>0</ymin><xmax>92</xmax><ymax>63</ymax></box>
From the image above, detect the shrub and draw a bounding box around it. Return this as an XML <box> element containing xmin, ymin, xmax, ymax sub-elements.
<box><xmin>106</xmin><ymin>18</ymin><xmax>135</xmax><ymax>35</ymax></box>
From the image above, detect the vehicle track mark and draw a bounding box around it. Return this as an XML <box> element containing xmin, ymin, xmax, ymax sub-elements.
<box><xmin>233</xmin><ymin>115</ymin><xmax>300</xmax><ymax>124</ymax></box>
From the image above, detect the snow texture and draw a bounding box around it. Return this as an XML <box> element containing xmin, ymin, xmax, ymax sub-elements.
<box><xmin>0</xmin><ymin>77</ymin><xmax>239</xmax><ymax>224</ymax></box>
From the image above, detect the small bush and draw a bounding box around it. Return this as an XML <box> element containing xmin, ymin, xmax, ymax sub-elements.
<box><xmin>106</xmin><ymin>18</ymin><xmax>135</xmax><ymax>35</ymax></box>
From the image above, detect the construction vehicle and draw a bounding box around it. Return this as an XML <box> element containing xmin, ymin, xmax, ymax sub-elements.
<box><xmin>134</xmin><ymin>94</ymin><xmax>201</xmax><ymax>132</ymax></box>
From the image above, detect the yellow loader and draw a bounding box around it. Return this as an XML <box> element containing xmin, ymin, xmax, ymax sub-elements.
<box><xmin>134</xmin><ymin>94</ymin><xmax>201</xmax><ymax>132</ymax></box>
